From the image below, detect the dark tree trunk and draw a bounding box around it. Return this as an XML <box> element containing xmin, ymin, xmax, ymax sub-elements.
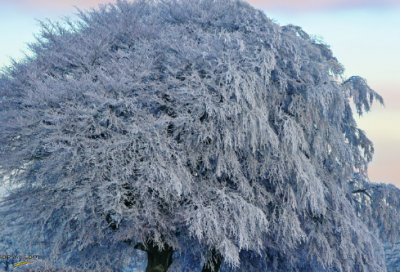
<box><xmin>202</xmin><ymin>249</ymin><xmax>223</xmax><ymax>272</ymax></box>
<box><xmin>134</xmin><ymin>242</ymin><xmax>174</xmax><ymax>272</ymax></box>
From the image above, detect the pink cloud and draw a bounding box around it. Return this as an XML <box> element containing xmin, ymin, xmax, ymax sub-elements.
<box><xmin>367</xmin><ymin>139</ymin><xmax>400</xmax><ymax>187</ymax></box>
<box><xmin>249</xmin><ymin>0</ymin><xmax>400</xmax><ymax>11</ymax></box>
<box><xmin>6</xmin><ymin>0</ymin><xmax>400</xmax><ymax>12</ymax></box>
<box><xmin>369</xmin><ymin>83</ymin><xmax>400</xmax><ymax>109</ymax></box>
<box><xmin>3</xmin><ymin>0</ymin><xmax>111</xmax><ymax>12</ymax></box>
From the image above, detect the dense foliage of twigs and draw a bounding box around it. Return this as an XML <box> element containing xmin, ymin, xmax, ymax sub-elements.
<box><xmin>0</xmin><ymin>0</ymin><xmax>398</xmax><ymax>271</ymax></box>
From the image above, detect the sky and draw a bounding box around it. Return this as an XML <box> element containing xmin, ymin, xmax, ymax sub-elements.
<box><xmin>0</xmin><ymin>0</ymin><xmax>399</xmax><ymax>188</ymax></box>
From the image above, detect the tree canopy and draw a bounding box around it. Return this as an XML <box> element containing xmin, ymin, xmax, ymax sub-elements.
<box><xmin>0</xmin><ymin>0</ymin><xmax>399</xmax><ymax>271</ymax></box>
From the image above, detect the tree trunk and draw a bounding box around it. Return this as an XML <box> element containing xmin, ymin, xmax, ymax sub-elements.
<box><xmin>201</xmin><ymin>249</ymin><xmax>223</xmax><ymax>272</ymax></box>
<box><xmin>134</xmin><ymin>242</ymin><xmax>174</xmax><ymax>272</ymax></box>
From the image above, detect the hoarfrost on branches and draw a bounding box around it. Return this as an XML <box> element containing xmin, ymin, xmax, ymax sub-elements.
<box><xmin>0</xmin><ymin>0</ymin><xmax>399</xmax><ymax>271</ymax></box>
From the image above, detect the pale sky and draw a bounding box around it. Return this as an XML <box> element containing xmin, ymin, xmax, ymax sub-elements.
<box><xmin>0</xmin><ymin>0</ymin><xmax>399</xmax><ymax>188</ymax></box>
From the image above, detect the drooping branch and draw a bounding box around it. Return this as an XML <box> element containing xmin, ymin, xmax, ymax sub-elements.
<box><xmin>352</xmin><ymin>188</ymin><xmax>374</xmax><ymax>198</ymax></box>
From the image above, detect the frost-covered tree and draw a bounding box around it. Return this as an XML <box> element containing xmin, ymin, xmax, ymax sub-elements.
<box><xmin>0</xmin><ymin>0</ymin><xmax>398</xmax><ymax>271</ymax></box>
